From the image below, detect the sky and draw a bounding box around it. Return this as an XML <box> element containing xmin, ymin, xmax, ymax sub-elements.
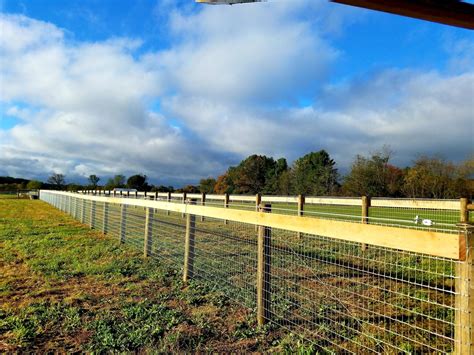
<box><xmin>0</xmin><ymin>0</ymin><xmax>473</xmax><ymax>186</ymax></box>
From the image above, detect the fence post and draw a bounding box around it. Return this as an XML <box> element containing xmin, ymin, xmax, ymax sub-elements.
<box><xmin>90</xmin><ymin>201</ymin><xmax>96</xmax><ymax>229</ymax></box>
<box><xmin>361</xmin><ymin>196</ymin><xmax>371</xmax><ymax>251</ymax></box>
<box><xmin>154</xmin><ymin>191</ymin><xmax>158</xmax><ymax>201</ymax></box>
<box><xmin>182</xmin><ymin>192</ymin><xmax>187</xmax><ymax>218</ymax></box>
<box><xmin>119</xmin><ymin>204</ymin><xmax>127</xmax><ymax>243</ymax></box>
<box><xmin>167</xmin><ymin>192</ymin><xmax>171</xmax><ymax>216</ymax></box>
<box><xmin>257</xmin><ymin>203</ymin><xmax>272</xmax><ymax>326</ymax></box>
<box><xmin>201</xmin><ymin>193</ymin><xmax>206</xmax><ymax>222</ymax></box>
<box><xmin>455</xmin><ymin>198</ymin><xmax>473</xmax><ymax>354</ymax></box>
<box><xmin>102</xmin><ymin>202</ymin><xmax>109</xmax><ymax>234</ymax></box>
<box><xmin>144</xmin><ymin>207</ymin><xmax>153</xmax><ymax>257</ymax></box>
<box><xmin>81</xmin><ymin>198</ymin><xmax>86</xmax><ymax>224</ymax></box>
<box><xmin>297</xmin><ymin>194</ymin><xmax>305</xmax><ymax>239</ymax></box>
<box><xmin>224</xmin><ymin>193</ymin><xmax>230</xmax><ymax>225</ymax></box>
<box><xmin>255</xmin><ymin>193</ymin><xmax>262</xmax><ymax>231</ymax></box>
<box><xmin>183</xmin><ymin>199</ymin><xmax>197</xmax><ymax>283</ymax></box>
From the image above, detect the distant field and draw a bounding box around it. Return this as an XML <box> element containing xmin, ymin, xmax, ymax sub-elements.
<box><xmin>0</xmin><ymin>199</ymin><xmax>312</xmax><ymax>352</ymax></box>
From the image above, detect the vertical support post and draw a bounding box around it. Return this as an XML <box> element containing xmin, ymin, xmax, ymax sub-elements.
<box><xmin>201</xmin><ymin>193</ymin><xmax>206</xmax><ymax>222</ymax></box>
<box><xmin>119</xmin><ymin>204</ymin><xmax>127</xmax><ymax>243</ymax></box>
<box><xmin>297</xmin><ymin>194</ymin><xmax>305</xmax><ymax>239</ymax></box>
<box><xmin>167</xmin><ymin>192</ymin><xmax>171</xmax><ymax>216</ymax></box>
<box><xmin>144</xmin><ymin>207</ymin><xmax>153</xmax><ymax>257</ymax></box>
<box><xmin>255</xmin><ymin>193</ymin><xmax>262</xmax><ymax>231</ymax></box>
<box><xmin>81</xmin><ymin>198</ymin><xmax>86</xmax><ymax>224</ymax></box>
<box><xmin>257</xmin><ymin>203</ymin><xmax>272</xmax><ymax>326</ymax></box>
<box><xmin>182</xmin><ymin>192</ymin><xmax>187</xmax><ymax>218</ymax></box>
<box><xmin>90</xmin><ymin>201</ymin><xmax>96</xmax><ymax>229</ymax></box>
<box><xmin>127</xmin><ymin>191</ymin><xmax>130</xmax><ymax>198</ymax></box>
<box><xmin>224</xmin><ymin>193</ymin><xmax>230</xmax><ymax>225</ymax></box>
<box><xmin>102</xmin><ymin>202</ymin><xmax>109</xmax><ymax>234</ymax></box>
<box><xmin>361</xmin><ymin>196</ymin><xmax>371</xmax><ymax>251</ymax></box>
<box><xmin>455</xmin><ymin>197</ymin><xmax>473</xmax><ymax>355</ymax></box>
<box><xmin>113</xmin><ymin>190</ymin><xmax>117</xmax><ymax>197</ymax></box>
<box><xmin>154</xmin><ymin>191</ymin><xmax>158</xmax><ymax>201</ymax></box>
<box><xmin>183</xmin><ymin>199</ymin><xmax>197</xmax><ymax>283</ymax></box>
<box><xmin>461</xmin><ymin>197</ymin><xmax>469</xmax><ymax>224</ymax></box>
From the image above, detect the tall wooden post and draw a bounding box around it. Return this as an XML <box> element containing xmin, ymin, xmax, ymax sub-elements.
<box><xmin>361</xmin><ymin>196</ymin><xmax>371</xmax><ymax>251</ymax></box>
<box><xmin>201</xmin><ymin>193</ymin><xmax>206</xmax><ymax>222</ymax></box>
<box><xmin>119</xmin><ymin>204</ymin><xmax>127</xmax><ymax>243</ymax></box>
<box><xmin>144</xmin><ymin>208</ymin><xmax>153</xmax><ymax>257</ymax></box>
<box><xmin>102</xmin><ymin>202</ymin><xmax>109</xmax><ymax>234</ymax></box>
<box><xmin>154</xmin><ymin>191</ymin><xmax>158</xmax><ymax>201</ymax></box>
<box><xmin>455</xmin><ymin>198</ymin><xmax>473</xmax><ymax>354</ymax></box>
<box><xmin>90</xmin><ymin>201</ymin><xmax>96</xmax><ymax>229</ymax></box>
<box><xmin>135</xmin><ymin>191</ymin><xmax>138</xmax><ymax>199</ymax></box>
<box><xmin>167</xmin><ymin>192</ymin><xmax>171</xmax><ymax>216</ymax></box>
<box><xmin>297</xmin><ymin>194</ymin><xmax>305</xmax><ymax>239</ymax></box>
<box><xmin>224</xmin><ymin>193</ymin><xmax>230</xmax><ymax>225</ymax></box>
<box><xmin>255</xmin><ymin>193</ymin><xmax>262</xmax><ymax>231</ymax></box>
<box><xmin>183</xmin><ymin>199</ymin><xmax>197</xmax><ymax>282</ymax></box>
<box><xmin>181</xmin><ymin>192</ymin><xmax>187</xmax><ymax>218</ymax></box>
<box><xmin>257</xmin><ymin>203</ymin><xmax>272</xmax><ymax>326</ymax></box>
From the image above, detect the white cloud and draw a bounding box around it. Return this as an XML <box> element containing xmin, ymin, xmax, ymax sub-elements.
<box><xmin>0</xmin><ymin>6</ymin><xmax>472</xmax><ymax>186</ymax></box>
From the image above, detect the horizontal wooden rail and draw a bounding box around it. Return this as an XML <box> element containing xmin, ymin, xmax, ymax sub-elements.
<box><xmin>48</xmin><ymin>191</ymin><xmax>463</xmax><ymax>260</ymax></box>
<box><xmin>77</xmin><ymin>191</ymin><xmax>460</xmax><ymax>210</ymax></box>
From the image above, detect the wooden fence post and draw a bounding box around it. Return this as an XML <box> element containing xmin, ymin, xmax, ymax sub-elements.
<box><xmin>182</xmin><ymin>192</ymin><xmax>187</xmax><ymax>218</ymax></box>
<box><xmin>183</xmin><ymin>199</ymin><xmax>197</xmax><ymax>283</ymax></box>
<box><xmin>167</xmin><ymin>192</ymin><xmax>171</xmax><ymax>216</ymax></box>
<box><xmin>144</xmin><ymin>208</ymin><xmax>153</xmax><ymax>257</ymax></box>
<box><xmin>257</xmin><ymin>203</ymin><xmax>272</xmax><ymax>326</ymax></box>
<box><xmin>224</xmin><ymin>193</ymin><xmax>230</xmax><ymax>225</ymax></box>
<box><xmin>102</xmin><ymin>202</ymin><xmax>109</xmax><ymax>234</ymax></box>
<box><xmin>90</xmin><ymin>201</ymin><xmax>96</xmax><ymax>229</ymax></box>
<box><xmin>255</xmin><ymin>193</ymin><xmax>262</xmax><ymax>231</ymax></box>
<box><xmin>297</xmin><ymin>194</ymin><xmax>305</xmax><ymax>239</ymax></box>
<box><xmin>201</xmin><ymin>193</ymin><xmax>206</xmax><ymax>222</ymax></box>
<box><xmin>361</xmin><ymin>196</ymin><xmax>371</xmax><ymax>251</ymax></box>
<box><xmin>119</xmin><ymin>204</ymin><xmax>127</xmax><ymax>243</ymax></box>
<box><xmin>455</xmin><ymin>198</ymin><xmax>473</xmax><ymax>354</ymax></box>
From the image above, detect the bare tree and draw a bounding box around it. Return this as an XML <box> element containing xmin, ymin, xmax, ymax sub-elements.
<box><xmin>47</xmin><ymin>173</ymin><xmax>66</xmax><ymax>189</ymax></box>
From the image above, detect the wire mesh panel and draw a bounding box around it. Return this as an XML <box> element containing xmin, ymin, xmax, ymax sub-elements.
<box><xmin>149</xmin><ymin>209</ymin><xmax>186</xmax><ymax>269</ymax></box>
<box><xmin>192</xmin><ymin>217</ymin><xmax>258</xmax><ymax>308</ymax></box>
<box><xmin>266</xmin><ymin>228</ymin><xmax>458</xmax><ymax>353</ymax></box>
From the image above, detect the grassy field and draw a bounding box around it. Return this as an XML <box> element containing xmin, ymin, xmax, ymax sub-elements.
<box><xmin>0</xmin><ymin>197</ymin><xmax>315</xmax><ymax>352</ymax></box>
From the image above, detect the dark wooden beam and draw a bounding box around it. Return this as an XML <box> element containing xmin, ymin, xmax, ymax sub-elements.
<box><xmin>331</xmin><ymin>0</ymin><xmax>474</xmax><ymax>29</ymax></box>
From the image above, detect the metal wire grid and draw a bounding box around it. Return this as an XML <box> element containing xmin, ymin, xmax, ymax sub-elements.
<box><xmin>266</xmin><ymin>228</ymin><xmax>457</xmax><ymax>353</ymax></box>
<box><xmin>192</xmin><ymin>217</ymin><xmax>258</xmax><ymax>308</ymax></box>
<box><xmin>40</xmin><ymin>192</ymin><xmax>461</xmax><ymax>353</ymax></box>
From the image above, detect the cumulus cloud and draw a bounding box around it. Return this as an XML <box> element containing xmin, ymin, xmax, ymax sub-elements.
<box><xmin>0</xmin><ymin>4</ymin><xmax>472</xmax><ymax>186</ymax></box>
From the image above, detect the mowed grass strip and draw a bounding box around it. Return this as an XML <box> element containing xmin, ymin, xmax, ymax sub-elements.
<box><xmin>0</xmin><ymin>199</ymin><xmax>312</xmax><ymax>353</ymax></box>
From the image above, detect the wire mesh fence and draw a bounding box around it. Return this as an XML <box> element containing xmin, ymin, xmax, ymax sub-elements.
<box><xmin>40</xmin><ymin>191</ymin><xmax>472</xmax><ymax>354</ymax></box>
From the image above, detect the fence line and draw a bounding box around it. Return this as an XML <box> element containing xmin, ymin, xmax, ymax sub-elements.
<box><xmin>40</xmin><ymin>190</ymin><xmax>473</xmax><ymax>354</ymax></box>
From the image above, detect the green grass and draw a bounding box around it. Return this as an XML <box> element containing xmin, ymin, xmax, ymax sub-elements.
<box><xmin>0</xmin><ymin>198</ymin><xmax>316</xmax><ymax>352</ymax></box>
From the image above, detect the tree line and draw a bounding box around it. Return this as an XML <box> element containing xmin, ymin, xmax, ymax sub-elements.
<box><xmin>200</xmin><ymin>149</ymin><xmax>473</xmax><ymax>198</ymax></box>
<box><xmin>1</xmin><ymin>149</ymin><xmax>472</xmax><ymax>198</ymax></box>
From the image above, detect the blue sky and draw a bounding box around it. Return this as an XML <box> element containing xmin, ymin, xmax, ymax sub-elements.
<box><xmin>0</xmin><ymin>0</ymin><xmax>473</xmax><ymax>185</ymax></box>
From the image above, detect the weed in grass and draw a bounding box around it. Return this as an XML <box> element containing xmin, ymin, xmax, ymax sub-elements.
<box><xmin>87</xmin><ymin>300</ymin><xmax>184</xmax><ymax>352</ymax></box>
